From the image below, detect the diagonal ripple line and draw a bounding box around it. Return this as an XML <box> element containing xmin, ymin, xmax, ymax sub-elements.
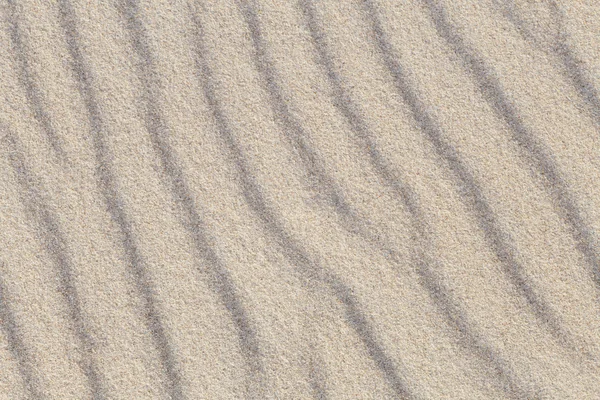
<box><xmin>420</xmin><ymin>0</ymin><xmax>600</xmax><ymax>296</ymax></box>
<box><xmin>0</xmin><ymin>259</ymin><xmax>45</xmax><ymax>400</ymax></box>
<box><xmin>117</xmin><ymin>1</ymin><xmax>266</xmax><ymax>398</ymax></box>
<box><xmin>360</xmin><ymin>0</ymin><xmax>589</xmax><ymax>364</ymax></box>
<box><xmin>1</xmin><ymin>128</ymin><xmax>105</xmax><ymax>399</ymax></box>
<box><xmin>190</xmin><ymin>2</ymin><xmax>415</xmax><ymax>398</ymax></box>
<box><xmin>3</xmin><ymin>1</ymin><xmax>68</xmax><ymax>162</ymax></box>
<box><xmin>295</xmin><ymin>1</ymin><xmax>535</xmax><ymax>397</ymax></box>
<box><xmin>55</xmin><ymin>1</ymin><xmax>184</xmax><ymax>398</ymax></box>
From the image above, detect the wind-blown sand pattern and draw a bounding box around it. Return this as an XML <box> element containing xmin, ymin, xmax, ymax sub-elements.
<box><xmin>1</xmin><ymin>0</ymin><xmax>600</xmax><ymax>398</ymax></box>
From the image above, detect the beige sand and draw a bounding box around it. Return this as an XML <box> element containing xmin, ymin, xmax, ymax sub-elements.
<box><xmin>1</xmin><ymin>0</ymin><xmax>600</xmax><ymax>398</ymax></box>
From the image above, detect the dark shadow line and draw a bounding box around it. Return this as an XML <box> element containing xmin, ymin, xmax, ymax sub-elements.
<box><xmin>360</xmin><ymin>0</ymin><xmax>586</xmax><ymax>365</ymax></box>
<box><xmin>3</xmin><ymin>0</ymin><xmax>68</xmax><ymax>162</ymax></box>
<box><xmin>115</xmin><ymin>1</ymin><xmax>265</xmax><ymax>397</ymax></box>
<box><xmin>297</xmin><ymin>1</ymin><xmax>534</xmax><ymax>397</ymax></box>
<box><xmin>232</xmin><ymin>0</ymin><xmax>406</xmax><ymax>277</ymax></box>
<box><xmin>55</xmin><ymin>1</ymin><xmax>184</xmax><ymax>398</ymax></box>
<box><xmin>228</xmin><ymin>0</ymin><xmax>418</xmax><ymax>326</ymax></box>
<box><xmin>233</xmin><ymin>0</ymin><xmax>362</xmax><ymax>228</ymax></box>
<box><xmin>307</xmin><ymin>348</ymin><xmax>328</xmax><ymax>400</ymax></box>
<box><xmin>191</xmin><ymin>2</ymin><xmax>414</xmax><ymax>398</ymax></box>
<box><xmin>493</xmin><ymin>0</ymin><xmax>557</xmax><ymax>53</ymax></box>
<box><xmin>498</xmin><ymin>0</ymin><xmax>600</xmax><ymax>130</ymax></box>
<box><xmin>420</xmin><ymin>0</ymin><xmax>600</xmax><ymax>294</ymax></box>
<box><xmin>0</xmin><ymin>262</ymin><xmax>45</xmax><ymax>400</ymax></box>
<box><xmin>231</xmin><ymin>0</ymin><xmax>410</xmax><ymax>280</ymax></box>
<box><xmin>556</xmin><ymin>34</ymin><xmax>600</xmax><ymax>129</ymax></box>
<box><xmin>1</xmin><ymin>129</ymin><xmax>104</xmax><ymax>399</ymax></box>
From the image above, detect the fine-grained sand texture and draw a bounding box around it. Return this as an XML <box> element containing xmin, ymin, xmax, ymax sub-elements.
<box><xmin>2</xmin><ymin>1</ymin><xmax>600</xmax><ymax>399</ymax></box>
